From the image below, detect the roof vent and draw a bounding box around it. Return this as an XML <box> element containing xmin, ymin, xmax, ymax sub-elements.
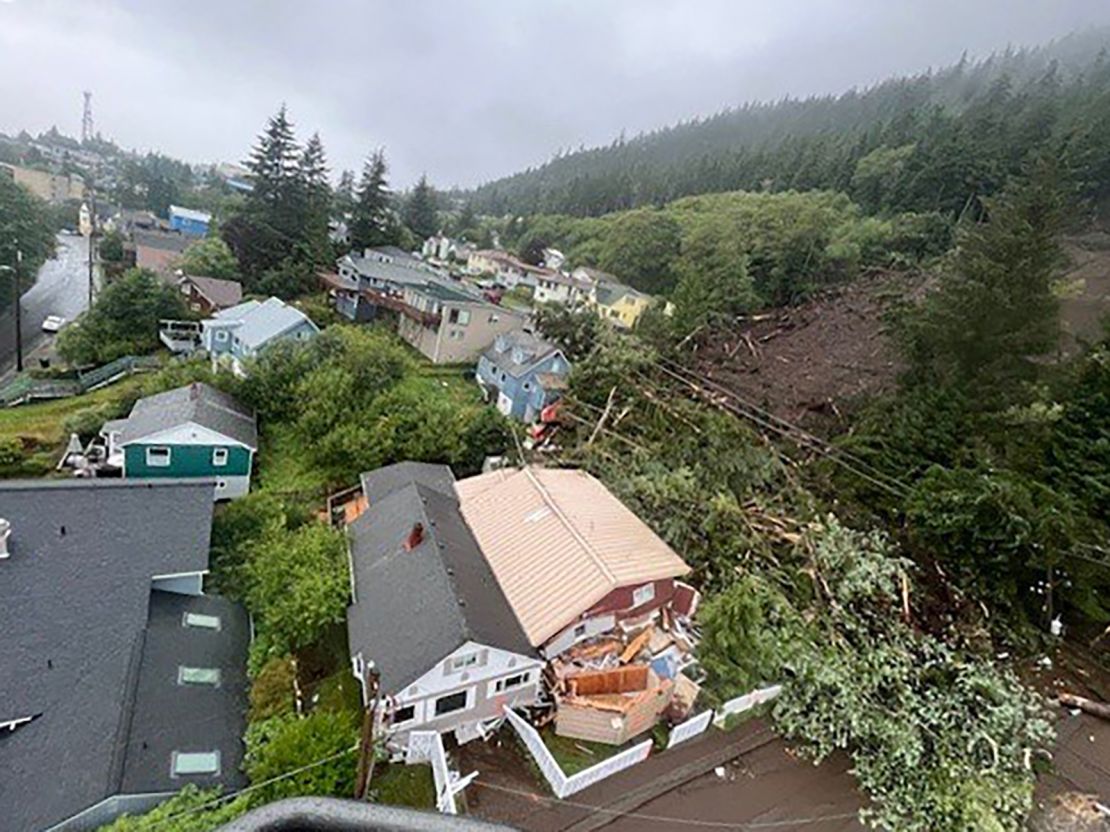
<box><xmin>403</xmin><ymin>522</ymin><xmax>424</xmax><ymax>551</ymax></box>
<box><xmin>0</xmin><ymin>518</ymin><xmax>10</xmax><ymax>559</ymax></box>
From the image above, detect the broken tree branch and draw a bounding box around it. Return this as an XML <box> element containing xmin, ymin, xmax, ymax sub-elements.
<box><xmin>1059</xmin><ymin>692</ymin><xmax>1110</xmax><ymax>721</ymax></box>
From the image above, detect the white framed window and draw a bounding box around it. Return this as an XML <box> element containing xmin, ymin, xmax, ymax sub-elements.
<box><xmin>457</xmin><ymin>309</ymin><xmax>471</xmax><ymax>326</ymax></box>
<box><xmin>433</xmin><ymin>689</ymin><xmax>469</xmax><ymax>716</ymax></box>
<box><xmin>392</xmin><ymin>704</ymin><xmax>417</xmax><ymax>724</ymax></box>
<box><xmin>632</xmin><ymin>583</ymin><xmax>656</xmax><ymax>607</ymax></box>
<box><xmin>183</xmin><ymin>612</ymin><xmax>221</xmax><ymax>630</ymax></box>
<box><xmin>178</xmin><ymin>666</ymin><xmax>221</xmax><ymax>686</ymax></box>
<box><xmin>146</xmin><ymin>447</ymin><xmax>171</xmax><ymax>467</ymax></box>
<box><xmin>492</xmin><ymin>672</ymin><xmax>531</xmax><ymax>695</ymax></box>
<box><xmin>212</xmin><ymin>448</ymin><xmax>229</xmax><ymax>466</ymax></box>
<box><xmin>216</xmin><ymin>330</ymin><xmax>228</xmax><ymax>342</ymax></box>
<box><xmin>573</xmin><ymin>623</ymin><xmax>587</xmax><ymax>638</ymax></box>
<box><xmin>447</xmin><ymin>652</ymin><xmax>479</xmax><ymax>673</ymax></box>
<box><xmin>172</xmin><ymin>750</ymin><xmax>220</xmax><ymax>777</ymax></box>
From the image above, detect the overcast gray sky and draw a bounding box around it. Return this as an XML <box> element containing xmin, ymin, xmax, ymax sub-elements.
<box><xmin>2</xmin><ymin>0</ymin><xmax>1109</xmax><ymax>189</ymax></box>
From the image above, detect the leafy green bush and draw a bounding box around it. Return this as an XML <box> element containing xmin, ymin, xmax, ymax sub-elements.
<box><xmin>245</xmin><ymin>522</ymin><xmax>349</xmax><ymax>657</ymax></box>
<box><xmin>93</xmin><ymin>785</ymin><xmax>250</xmax><ymax>832</ymax></box>
<box><xmin>0</xmin><ymin>436</ymin><xmax>24</xmax><ymax>466</ymax></box>
<box><xmin>244</xmin><ymin>711</ymin><xmax>359</xmax><ymax>802</ymax></box>
<box><xmin>249</xmin><ymin>655</ymin><xmax>297</xmax><ymax>722</ymax></box>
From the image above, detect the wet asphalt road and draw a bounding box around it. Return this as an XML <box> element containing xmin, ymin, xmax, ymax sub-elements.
<box><xmin>0</xmin><ymin>234</ymin><xmax>91</xmax><ymax>378</ymax></box>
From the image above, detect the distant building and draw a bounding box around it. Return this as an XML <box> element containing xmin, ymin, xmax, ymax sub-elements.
<box><xmin>0</xmin><ymin>162</ymin><xmax>85</xmax><ymax>204</ymax></box>
<box><xmin>476</xmin><ymin>330</ymin><xmax>570</xmax><ymax>422</ymax></box>
<box><xmin>201</xmin><ymin>297</ymin><xmax>320</xmax><ymax>377</ymax></box>
<box><xmin>397</xmin><ymin>281</ymin><xmax>525</xmax><ymax>364</ymax></box>
<box><xmin>329</xmin><ymin>249</ymin><xmax>442</xmax><ymax>322</ymax></box>
<box><xmin>0</xmin><ymin>479</ymin><xmax>250</xmax><ymax>832</ymax></box>
<box><xmin>466</xmin><ymin>249</ymin><xmax>555</xmax><ymax>289</ymax></box>
<box><xmin>588</xmin><ymin>281</ymin><xmax>655</xmax><ymax>329</ymax></box>
<box><xmin>542</xmin><ymin>247</ymin><xmax>566</xmax><ymax>270</ymax></box>
<box><xmin>422</xmin><ymin>234</ymin><xmax>475</xmax><ymax>262</ymax></box>
<box><xmin>534</xmin><ymin>271</ymin><xmax>591</xmax><ymax>306</ymax></box>
<box><xmin>168</xmin><ymin>205</ymin><xmax>211</xmax><ymax>237</ymax></box>
<box><xmin>178</xmin><ymin>274</ymin><xmax>244</xmax><ymax>315</ymax></box>
<box><xmin>102</xmin><ymin>382</ymin><xmax>258</xmax><ymax>500</ymax></box>
<box><xmin>133</xmin><ymin>228</ymin><xmax>191</xmax><ymax>277</ymax></box>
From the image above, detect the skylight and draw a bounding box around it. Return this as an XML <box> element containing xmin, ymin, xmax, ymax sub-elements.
<box><xmin>172</xmin><ymin>750</ymin><xmax>220</xmax><ymax>776</ymax></box>
<box><xmin>183</xmin><ymin>612</ymin><xmax>221</xmax><ymax>630</ymax></box>
<box><xmin>178</xmin><ymin>666</ymin><xmax>221</xmax><ymax>686</ymax></box>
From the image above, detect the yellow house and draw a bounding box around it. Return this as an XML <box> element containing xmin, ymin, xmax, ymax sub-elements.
<box><xmin>589</xmin><ymin>281</ymin><xmax>655</xmax><ymax>329</ymax></box>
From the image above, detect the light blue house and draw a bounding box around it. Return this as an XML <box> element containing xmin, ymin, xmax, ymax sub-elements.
<box><xmin>169</xmin><ymin>205</ymin><xmax>212</xmax><ymax>237</ymax></box>
<box><xmin>475</xmin><ymin>330</ymin><xmax>570</xmax><ymax>422</ymax></box>
<box><xmin>201</xmin><ymin>297</ymin><xmax>319</xmax><ymax>377</ymax></box>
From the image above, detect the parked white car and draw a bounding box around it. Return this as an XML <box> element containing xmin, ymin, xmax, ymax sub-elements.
<box><xmin>41</xmin><ymin>315</ymin><xmax>67</xmax><ymax>333</ymax></box>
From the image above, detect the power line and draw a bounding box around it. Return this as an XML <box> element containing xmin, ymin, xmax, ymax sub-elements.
<box><xmin>472</xmin><ymin>780</ymin><xmax>860</xmax><ymax>829</ymax></box>
<box><xmin>149</xmin><ymin>744</ymin><xmax>360</xmax><ymax>830</ymax></box>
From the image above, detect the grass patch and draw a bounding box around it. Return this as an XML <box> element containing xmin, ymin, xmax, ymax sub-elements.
<box><xmin>0</xmin><ymin>377</ymin><xmax>142</xmax><ymax>447</ymax></box>
<box><xmin>370</xmin><ymin>763</ymin><xmax>436</xmax><ymax>810</ymax></box>
<box><xmin>313</xmin><ymin>669</ymin><xmax>363</xmax><ymax>716</ymax></box>
<box><xmin>541</xmin><ymin>727</ymin><xmax>625</xmax><ymax>775</ymax></box>
<box><xmin>254</xmin><ymin>422</ymin><xmax>329</xmax><ymax>502</ymax></box>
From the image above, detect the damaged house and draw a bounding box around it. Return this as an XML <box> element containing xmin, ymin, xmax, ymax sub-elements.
<box><xmin>346</xmin><ymin>462</ymin><xmax>700</xmax><ymax>752</ymax></box>
<box><xmin>346</xmin><ymin>464</ymin><xmax>544</xmax><ymax>753</ymax></box>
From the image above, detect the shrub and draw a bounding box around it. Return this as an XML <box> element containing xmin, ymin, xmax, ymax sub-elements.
<box><xmin>249</xmin><ymin>656</ymin><xmax>297</xmax><ymax>722</ymax></box>
<box><xmin>244</xmin><ymin>711</ymin><xmax>359</xmax><ymax>802</ymax></box>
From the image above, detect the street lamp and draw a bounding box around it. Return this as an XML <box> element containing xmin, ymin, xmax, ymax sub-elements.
<box><xmin>0</xmin><ymin>248</ymin><xmax>23</xmax><ymax>373</ymax></box>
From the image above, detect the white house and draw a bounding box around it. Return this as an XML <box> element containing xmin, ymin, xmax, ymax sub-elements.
<box><xmin>346</xmin><ymin>463</ymin><xmax>543</xmax><ymax>752</ymax></box>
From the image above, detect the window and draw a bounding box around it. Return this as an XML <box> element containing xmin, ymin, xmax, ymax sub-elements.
<box><xmin>212</xmin><ymin>448</ymin><xmax>229</xmax><ymax>466</ymax></box>
<box><xmin>448</xmin><ymin>652</ymin><xmax>479</xmax><ymax>672</ymax></box>
<box><xmin>494</xmin><ymin>672</ymin><xmax>531</xmax><ymax>694</ymax></box>
<box><xmin>457</xmin><ymin>309</ymin><xmax>471</xmax><ymax>326</ymax></box>
<box><xmin>146</xmin><ymin>447</ymin><xmax>171</xmax><ymax>467</ymax></box>
<box><xmin>183</xmin><ymin>612</ymin><xmax>221</xmax><ymax>630</ymax></box>
<box><xmin>523</xmin><ymin>382</ymin><xmax>532</xmax><ymax>391</ymax></box>
<box><xmin>434</xmin><ymin>690</ymin><xmax>468</xmax><ymax>716</ymax></box>
<box><xmin>178</xmin><ymin>666</ymin><xmax>221</xmax><ymax>686</ymax></box>
<box><xmin>215</xmin><ymin>330</ymin><xmax>228</xmax><ymax>342</ymax></box>
<box><xmin>632</xmin><ymin>583</ymin><xmax>656</xmax><ymax>607</ymax></box>
<box><xmin>573</xmin><ymin>623</ymin><xmax>587</xmax><ymax>638</ymax></box>
<box><xmin>172</xmin><ymin>750</ymin><xmax>220</xmax><ymax>777</ymax></box>
<box><xmin>393</xmin><ymin>704</ymin><xmax>416</xmax><ymax>724</ymax></box>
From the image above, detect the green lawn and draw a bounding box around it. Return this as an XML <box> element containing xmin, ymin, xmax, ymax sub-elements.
<box><xmin>371</xmin><ymin>763</ymin><xmax>436</xmax><ymax>810</ymax></box>
<box><xmin>541</xmin><ymin>727</ymin><xmax>626</xmax><ymax>775</ymax></box>
<box><xmin>253</xmin><ymin>421</ymin><xmax>330</xmax><ymax>501</ymax></box>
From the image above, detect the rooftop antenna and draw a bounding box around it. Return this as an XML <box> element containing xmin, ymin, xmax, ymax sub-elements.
<box><xmin>81</xmin><ymin>91</ymin><xmax>93</xmax><ymax>144</ymax></box>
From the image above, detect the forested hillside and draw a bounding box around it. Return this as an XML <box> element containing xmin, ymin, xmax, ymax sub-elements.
<box><xmin>467</xmin><ymin>28</ymin><xmax>1110</xmax><ymax>219</ymax></box>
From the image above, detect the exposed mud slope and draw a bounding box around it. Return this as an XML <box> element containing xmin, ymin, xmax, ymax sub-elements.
<box><xmin>689</xmin><ymin>270</ymin><xmax>922</xmax><ymax>429</ymax></box>
<box><xmin>1058</xmin><ymin>234</ymin><xmax>1110</xmax><ymax>357</ymax></box>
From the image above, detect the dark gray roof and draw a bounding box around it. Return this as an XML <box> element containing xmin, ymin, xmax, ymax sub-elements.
<box><xmin>119</xmin><ymin>591</ymin><xmax>250</xmax><ymax>795</ymax></box>
<box><xmin>483</xmin><ymin>330</ymin><xmax>565</xmax><ymax>379</ymax></box>
<box><xmin>360</xmin><ymin>462</ymin><xmax>456</xmax><ymax>506</ymax></box>
<box><xmin>184</xmin><ymin>275</ymin><xmax>243</xmax><ymax>309</ymax></box>
<box><xmin>133</xmin><ymin>228</ymin><xmax>191</xmax><ymax>253</ymax></box>
<box><xmin>119</xmin><ymin>382</ymin><xmax>258</xmax><ymax>449</ymax></box>
<box><xmin>0</xmin><ymin>479</ymin><xmax>215</xmax><ymax>832</ymax></box>
<box><xmin>346</xmin><ymin>481</ymin><xmax>534</xmax><ymax>693</ymax></box>
<box><xmin>347</xmin><ymin>253</ymin><xmax>439</xmax><ymax>288</ymax></box>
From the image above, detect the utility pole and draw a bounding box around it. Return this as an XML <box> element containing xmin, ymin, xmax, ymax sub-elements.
<box><xmin>87</xmin><ymin>185</ymin><xmax>96</xmax><ymax>307</ymax></box>
<box><xmin>4</xmin><ymin>243</ymin><xmax>24</xmax><ymax>374</ymax></box>
<box><xmin>353</xmin><ymin>664</ymin><xmax>382</xmax><ymax>801</ymax></box>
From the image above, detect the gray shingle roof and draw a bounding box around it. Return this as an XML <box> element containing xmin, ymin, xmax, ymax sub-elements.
<box><xmin>119</xmin><ymin>591</ymin><xmax>249</xmax><ymax>795</ymax></box>
<box><xmin>184</xmin><ymin>275</ymin><xmax>243</xmax><ymax>309</ymax></box>
<box><xmin>0</xmin><ymin>479</ymin><xmax>218</xmax><ymax>832</ymax></box>
<box><xmin>118</xmin><ymin>382</ymin><xmax>258</xmax><ymax>449</ymax></box>
<box><xmin>345</xmin><ymin>253</ymin><xmax>440</xmax><ymax>288</ymax></box>
<box><xmin>346</xmin><ymin>479</ymin><xmax>534</xmax><ymax>693</ymax></box>
<box><xmin>360</xmin><ymin>462</ymin><xmax>456</xmax><ymax>506</ymax></box>
<box><xmin>483</xmin><ymin>330</ymin><xmax>564</xmax><ymax>379</ymax></box>
<box><xmin>133</xmin><ymin>228</ymin><xmax>191</xmax><ymax>253</ymax></box>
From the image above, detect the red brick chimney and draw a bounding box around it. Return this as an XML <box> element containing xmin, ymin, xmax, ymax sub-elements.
<box><xmin>403</xmin><ymin>522</ymin><xmax>425</xmax><ymax>551</ymax></box>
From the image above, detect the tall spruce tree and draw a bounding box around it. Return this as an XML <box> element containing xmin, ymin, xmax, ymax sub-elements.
<box><xmin>334</xmin><ymin>169</ymin><xmax>356</xmax><ymax>218</ymax></box>
<box><xmin>350</xmin><ymin>150</ymin><xmax>396</xmax><ymax>250</ymax></box>
<box><xmin>299</xmin><ymin>132</ymin><xmax>331</xmax><ymax>262</ymax></box>
<box><xmin>403</xmin><ymin>174</ymin><xmax>438</xmax><ymax>240</ymax></box>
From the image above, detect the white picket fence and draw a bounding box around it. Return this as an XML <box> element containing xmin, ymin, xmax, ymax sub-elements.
<box><xmin>406</xmin><ymin>730</ymin><xmax>476</xmax><ymax>814</ymax></box>
<box><xmin>666</xmin><ymin>709</ymin><xmax>714</xmax><ymax>749</ymax></box>
<box><xmin>712</xmin><ymin>684</ymin><xmax>783</xmax><ymax>728</ymax></box>
<box><xmin>563</xmin><ymin>739</ymin><xmax>652</xmax><ymax>796</ymax></box>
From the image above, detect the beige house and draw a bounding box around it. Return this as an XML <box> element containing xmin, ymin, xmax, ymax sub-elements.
<box><xmin>396</xmin><ymin>281</ymin><xmax>524</xmax><ymax>364</ymax></box>
<box><xmin>0</xmin><ymin>163</ymin><xmax>85</xmax><ymax>204</ymax></box>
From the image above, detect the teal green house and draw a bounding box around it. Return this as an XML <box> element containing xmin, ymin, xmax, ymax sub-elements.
<box><xmin>101</xmin><ymin>383</ymin><xmax>258</xmax><ymax>500</ymax></box>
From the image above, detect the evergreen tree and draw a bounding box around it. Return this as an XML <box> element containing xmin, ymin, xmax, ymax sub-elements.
<box><xmin>299</xmin><ymin>132</ymin><xmax>331</xmax><ymax>262</ymax></box>
<box><xmin>333</xmin><ymin>169</ymin><xmax>356</xmax><ymax>217</ymax></box>
<box><xmin>403</xmin><ymin>174</ymin><xmax>438</xmax><ymax>240</ymax></box>
<box><xmin>244</xmin><ymin>105</ymin><xmax>301</xmax><ymax>220</ymax></box>
<box><xmin>350</xmin><ymin>150</ymin><xmax>397</xmax><ymax>250</ymax></box>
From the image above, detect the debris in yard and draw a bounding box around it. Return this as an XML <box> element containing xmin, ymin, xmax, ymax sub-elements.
<box><xmin>1058</xmin><ymin>693</ymin><xmax>1110</xmax><ymax>721</ymax></box>
<box><xmin>714</xmin><ymin>766</ymin><xmax>726</xmax><ymax>779</ymax></box>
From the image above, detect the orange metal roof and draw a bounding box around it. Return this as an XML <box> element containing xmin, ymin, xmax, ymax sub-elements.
<box><xmin>456</xmin><ymin>467</ymin><xmax>691</xmax><ymax>647</ymax></box>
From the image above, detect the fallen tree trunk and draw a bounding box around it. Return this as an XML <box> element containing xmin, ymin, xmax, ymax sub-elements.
<box><xmin>1059</xmin><ymin>692</ymin><xmax>1110</xmax><ymax>721</ymax></box>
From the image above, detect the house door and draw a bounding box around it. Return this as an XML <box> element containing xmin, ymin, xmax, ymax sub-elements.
<box><xmin>496</xmin><ymin>391</ymin><xmax>513</xmax><ymax>416</ymax></box>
